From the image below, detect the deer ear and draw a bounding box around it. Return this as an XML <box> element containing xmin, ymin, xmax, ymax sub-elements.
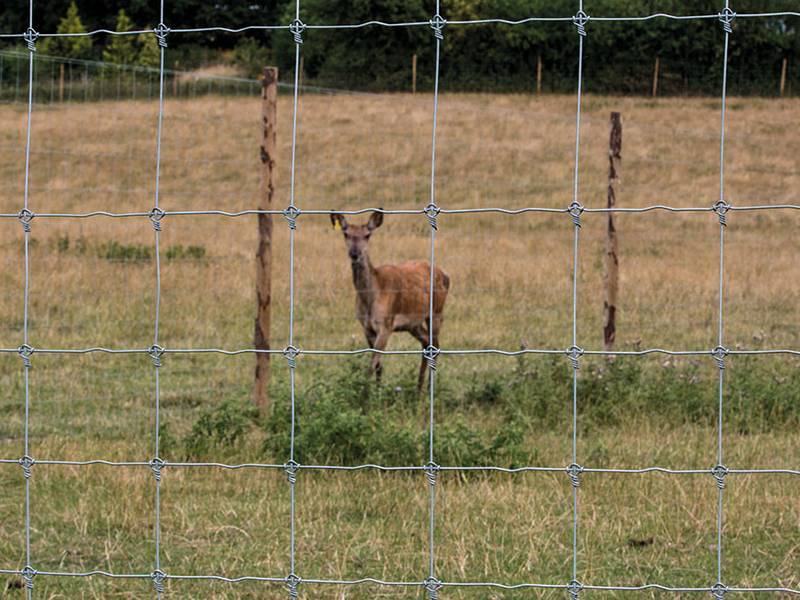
<box><xmin>330</xmin><ymin>213</ymin><xmax>347</xmax><ymax>231</ymax></box>
<box><xmin>367</xmin><ymin>210</ymin><xmax>384</xmax><ymax>231</ymax></box>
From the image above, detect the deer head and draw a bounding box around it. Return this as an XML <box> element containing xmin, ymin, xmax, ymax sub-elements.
<box><xmin>330</xmin><ymin>210</ymin><xmax>383</xmax><ymax>262</ymax></box>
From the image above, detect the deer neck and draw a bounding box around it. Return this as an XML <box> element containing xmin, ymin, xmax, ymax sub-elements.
<box><xmin>351</xmin><ymin>253</ymin><xmax>378</xmax><ymax>306</ymax></box>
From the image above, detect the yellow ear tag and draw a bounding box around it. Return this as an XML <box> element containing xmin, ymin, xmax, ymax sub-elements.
<box><xmin>334</xmin><ymin>220</ymin><xmax>341</xmax><ymax>231</ymax></box>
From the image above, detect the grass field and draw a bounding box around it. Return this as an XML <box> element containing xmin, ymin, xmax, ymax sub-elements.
<box><xmin>0</xmin><ymin>91</ymin><xmax>798</xmax><ymax>598</ymax></box>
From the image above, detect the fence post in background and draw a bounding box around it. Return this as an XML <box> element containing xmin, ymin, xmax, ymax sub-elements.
<box><xmin>780</xmin><ymin>56</ymin><xmax>788</xmax><ymax>97</ymax></box>
<box><xmin>604</xmin><ymin>112</ymin><xmax>622</xmax><ymax>352</ymax></box>
<box><xmin>652</xmin><ymin>56</ymin><xmax>660</xmax><ymax>97</ymax></box>
<box><xmin>59</xmin><ymin>63</ymin><xmax>65</xmax><ymax>102</ymax></box>
<box><xmin>536</xmin><ymin>53</ymin><xmax>542</xmax><ymax>95</ymax></box>
<box><xmin>255</xmin><ymin>66</ymin><xmax>278</xmax><ymax>415</ymax></box>
<box><xmin>412</xmin><ymin>53</ymin><xmax>417</xmax><ymax>94</ymax></box>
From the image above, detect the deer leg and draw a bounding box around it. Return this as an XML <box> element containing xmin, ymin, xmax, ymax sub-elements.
<box><xmin>410</xmin><ymin>326</ymin><xmax>430</xmax><ymax>393</ymax></box>
<box><xmin>364</xmin><ymin>327</ymin><xmax>377</xmax><ymax>349</ymax></box>
<box><xmin>371</xmin><ymin>327</ymin><xmax>392</xmax><ymax>383</ymax></box>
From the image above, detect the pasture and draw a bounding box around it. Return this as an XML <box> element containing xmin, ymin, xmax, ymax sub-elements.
<box><xmin>0</xmin><ymin>91</ymin><xmax>798</xmax><ymax>597</ymax></box>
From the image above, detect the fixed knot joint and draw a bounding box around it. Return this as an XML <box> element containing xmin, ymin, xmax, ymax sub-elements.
<box><xmin>423</xmin><ymin>345</ymin><xmax>440</xmax><ymax>371</ymax></box>
<box><xmin>567</xmin><ymin>202</ymin><xmax>584</xmax><ymax>227</ymax></box>
<box><xmin>18</xmin><ymin>209</ymin><xmax>34</xmax><ymax>232</ymax></box>
<box><xmin>283</xmin><ymin>345</ymin><xmax>299</xmax><ymax>369</ymax></box>
<box><xmin>154</xmin><ymin>23</ymin><xmax>170</xmax><ymax>48</ymax></box>
<box><xmin>425</xmin><ymin>461</ymin><xmax>440</xmax><ymax>486</ymax></box>
<box><xmin>566</xmin><ymin>346</ymin><xmax>583</xmax><ymax>370</ymax></box>
<box><xmin>285</xmin><ymin>573</ymin><xmax>301</xmax><ymax>598</ymax></box>
<box><xmin>21</xmin><ymin>565</ymin><xmax>36</xmax><ymax>589</ymax></box>
<box><xmin>429</xmin><ymin>14</ymin><xmax>446</xmax><ymax>40</ymax></box>
<box><xmin>711</xmin><ymin>464</ymin><xmax>728</xmax><ymax>490</ymax></box>
<box><xmin>151</xmin><ymin>569</ymin><xmax>166</xmax><ymax>594</ymax></box>
<box><xmin>18</xmin><ymin>344</ymin><xmax>34</xmax><ymax>368</ymax></box>
<box><xmin>149</xmin><ymin>207</ymin><xmax>165</xmax><ymax>231</ymax></box>
<box><xmin>718</xmin><ymin>8</ymin><xmax>736</xmax><ymax>33</ymax></box>
<box><xmin>566</xmin><ymin>463</ymin><xmax>583</xmax><ymax>488</ymax></box>
<box><xmin>424</xmin><ymin>203</ymin><xmax>440</xmax><ymax>230</ymax></box>
<box><xmin>713</xmin><ymin>201</ymin><xmax>730</xmax><ymax>226</ymax></box>
<box><xmin>150</xmin><ymin>457</ymin><xmax>165</xmax><ymax>482</ymax></box>
<box><xmin>573</xmin><ymin>11</ymin><xmax>589</xmax><ymax>36</ymax></box>
<box><xmin>284</xmin><ymin>460</ymin><xmax>300</xmax><ymax>484</ymax></box>
<box><xmin>568</xmin><ymin>579</ymin><xmax>584</xmax><ymax>599</ymax></box>
<box><xmin>24</xmin><ymin>28</ymin><xmax>39</xmax><ymax>52</ymax></box>
<box><xmin>712</xmin><ymin>582</ymin><xmax>729</xmax><ymax>599</ymax></box>
<box><xmin>283</xmin><ymin>205</ymin><xmax>300</xmax><ymax>230</ymax></box>
<box><xmin>289</xmin><ymin>19</ymin><xmax>306</xmax><ymax>44</ymax></box>
<box><xmin>712</xmin><ymin>346</ymin><xmax>729</xmax><ymax>370</ymax></box>
<box><xmin>148</xmin><ymin>345</ymin><xmax>165</xmax><ymax>367</ymax></box>
<box><xmin>19</xmin><ymin>455</ymin><xmax>35</xmax><ymax>479</ymax></box>
<box><xmin>424</xmin><ymin>577</ymin><xmax>442</xmax><ymax>599</ymax></box>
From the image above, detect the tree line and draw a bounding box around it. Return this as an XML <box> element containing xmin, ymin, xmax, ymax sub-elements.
<box><xmin>2</xmin><ymin>0</ymin><xmax>798</xmax><ymax>95</ymax></box>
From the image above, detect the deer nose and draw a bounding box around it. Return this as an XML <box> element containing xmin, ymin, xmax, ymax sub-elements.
<box><xmin>348</xmin><ymin>248</ymin><xmax>359</xmax><ymax>260</ymax></box>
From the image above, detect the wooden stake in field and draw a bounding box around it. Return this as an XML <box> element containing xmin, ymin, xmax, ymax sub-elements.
<box><xmin>59</xmin><ymin>63</ymin><xmax>65</xmax><ymax>103</ymax></box>
<box><xmin>780</xmin><ymin>57</ymin><xmax>788</xmax><ymax>97</ymax></box>
<box><xmin>255</xmin><ymin>66</ymin><xmax>278</xmax><ymax>415</ymax></box>
<box><xmin>412</xmin><ymin>53</ymin><xmax>417</xmax><ymax>95</ymax></box>
<box><xmin>536</xmin><ymin>53</ymin><xmax>542</xmax><ymax>95</ymax></box>
<box><xmin>604</xmin><ymin>112</ymin><xmax>621</xmax><ymax>352</ymax></box>
<box><xmin>652</xmin><ymin>56</ymin><xmax>660</xmax><ymax>97</ymax></box>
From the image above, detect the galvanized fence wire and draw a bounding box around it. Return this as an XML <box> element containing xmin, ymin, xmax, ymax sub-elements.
<box><xmin>3</xmin><ymin>1</ymin><xmax>800</xmax><ymax>597</ymax></box>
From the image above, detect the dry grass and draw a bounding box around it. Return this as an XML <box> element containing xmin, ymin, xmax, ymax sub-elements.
<box><xmin>0</xmin><ymin>92</ymin><xmax>798</xmax><ymax>597</ymax></box>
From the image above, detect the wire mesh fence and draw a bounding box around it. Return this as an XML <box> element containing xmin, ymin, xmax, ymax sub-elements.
<box><xmin>1</xmin><ymin>0</ymin><xmax>799</xmax><ymax>597</ymax></box>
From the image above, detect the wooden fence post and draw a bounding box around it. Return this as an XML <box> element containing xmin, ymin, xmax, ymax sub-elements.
<box><xmin>536</xmin><ymin>53</ymin><xmax>542</xmax><ymax>95</ymax></box>
<box><xmin>780</xmin><ymin>57</ymin><xmax>788</xmax><ymax>97</ymax></box>
<box><xmin>59</xmin><ymin>63</ymin><xmax>65</xmax><ymax>103</ymax></box>
<box><xmin>604</xmin><ymin>112</ymin><xmax>621</xmax><ymax>352</ymax></box>
<box><xmin>255</xmin><ymin>66</ymin><xmax>278</xmax><ymax>415</ymax></box>
<box><xmin>412</xmin><ymin>53</ymin><xmax>417</xmax><ymax>94</ymax></box>
<box><xmin>652</xmin><ymin>56</ymin><xmax>660</xmax><ymax>97</ymax></box>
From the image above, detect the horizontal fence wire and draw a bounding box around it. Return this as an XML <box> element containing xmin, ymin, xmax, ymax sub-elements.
<box><xmin>4</xmin><ymin>0</ymin><xmax>800</xmax><ymax>597</ymax></box>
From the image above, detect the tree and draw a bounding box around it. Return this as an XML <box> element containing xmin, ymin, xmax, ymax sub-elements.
<box><xmin>137</xmin><ymin>27</ymin><xmax>161</xmax><ymax>68</ymax></box>
<box><xmin>102</xmin><ymin>9</ymin><xmax>137</xmax><ymax>64</ymax></box>
<box><xmin>40</xmin><ymin>1</ymin><xmax>92</xmax><ymax>59</ymax></box>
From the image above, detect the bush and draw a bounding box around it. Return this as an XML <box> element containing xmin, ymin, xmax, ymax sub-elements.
<box><xmin>184</xmin><ymin>399</ymin><xmax>260</xmax><ymax>459</ymax></box>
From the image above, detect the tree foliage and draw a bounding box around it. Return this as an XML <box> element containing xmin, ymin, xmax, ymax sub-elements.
<box><xmin>39</xmin><ymin>1</ymin><xmax>92</xmax><ymax>59</ymax></box>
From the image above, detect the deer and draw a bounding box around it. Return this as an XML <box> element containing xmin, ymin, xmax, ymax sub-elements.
<box><xmin>331</xmin><ymin>211</ymin><xmax>450</xmax><ymax>392</ymax></box>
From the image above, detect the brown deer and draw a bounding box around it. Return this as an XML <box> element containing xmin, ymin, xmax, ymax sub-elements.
<box><xmin>331</xmin><ymin>211</ymin><xmax>450</xmax><ymax>392</ymax></box>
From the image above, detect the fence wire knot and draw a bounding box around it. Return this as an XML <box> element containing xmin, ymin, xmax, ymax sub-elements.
<box><xmin>18</xmin><ymin>208</ymin><xmax>34</xmax><ymax>232</ymax></box>
<box><xmin>283</xmin><ymin>205</ymin><xmax>300</xmax><ymax>229</ymax></box>
<box><xmin>149</xmin><ymin>457</ymin><xmax>165</xmax><ymax>481</ymax></box>
<box><xmin>424</xmin><ymin>577</ymin><xmax>442</xmax><ymax>599</ymax></box>
<box><xmin>151</xmin><ymin>569</ymin><xmax>166</xmax><ymax>593</ymax></box>
<box><xmin>423</xmin><ymin>345</ymin><xmax>440</xmax><ymax>371</ymax></box>
<box><xmin>23</xmin><ymin>28</ymin><xmax>38</xmax><ymax>52</ymax></box>
<box><xmin>430</xmin><ymin>14</ymin><xmax>446</xmax><ymax>40</ymax></box>
<box><xmin>713</xmin><ymin>200</ymin><xmax>730</xmax><ymax>226</ymax></box>
<box><xmin>573</xmin><ymin>11</ymin><xmax>589</xmax><ymax>36</ymax></box>
<box><xmin>154</xmin><ymin>23</ymin><xmax>170</xmax><ymax>48</ymax></box>
<box><xmin>712</xmin><ymin>346</ymin><xmax>729</xmax><ymax>370</ymax></box>
<box><xmin>21</xmin><ymin>565</ymin><xmax>36</xmax><ymax>589</ymax></box>
<box><xmin>148</xmin><ymin>345</ymin><xmax>165</xmax><ymax>367</ymax></box>
<box><xmin>424</xmin><ymin>203</ymin><xmax>440</xmax><ymax>230</ymax></box>
<box><xmin>718</xmin><ymin>8</ymin><xmax>736</xmax><ymax>33</ymax></box>
<box><xmin>18</xmin><ymin>344</ymin><xmax>34</xmax><ymax>368</ymax></box>
<box><xmin>568</xmin><ymin>579</ymin><xmax>584</xmax><ymax>599</ymax></box>
<box><xmin>566</xmin><ymin>346</ymin><xmax>583</xmax><ymax>370</ymax></box>
<box><xmin>283</xmin><ymin>345</ymin><xmax>299</xmax><ymax>369</ymax></box>
<box><xmin>284</xmin><ymin>460</ymin><xmax>300</xmax><ymax>484</ymax></box>
<box><xmin>290</xmin><ymin>19</ymin><xmax>306</xmax><ymax>44</ymax></box>
<box><xmin>712</xmin><ymin>582</ymin><xmax>729</xmax><ymax>599</ymax></box>
<box><xmin>425</xmin><ymin>461</ymin><xmax>440</xmax><ymax>486</ymax></box>
<box><xmin>149</xmin><ymin>207</ymin><xmax>165</xmax><ymax>231</ymax></box>
<box><xmin>711</xmin><ymin>464</ymin><xmax>728</xmax><ymax>490</ymax></box>
<box><xmin>567</xmin><ymin>202</ymin><xmax>584</xmax><ymax>227</ymax></box>
<box><xmin>19</xmin><ymin>455</ymin><xmax>35</xmax><ymax>479</ymax></box>
<box><xmin>566</xmin><ymin>463</ymin><xmax>583</xmax><ymax>488</ymax></box>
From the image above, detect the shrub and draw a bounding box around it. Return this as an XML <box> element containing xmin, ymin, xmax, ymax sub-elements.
<box><xmin>183</xmin><ymin>399</ymin><xmax>259</xmax><ymax>459</ymax></box>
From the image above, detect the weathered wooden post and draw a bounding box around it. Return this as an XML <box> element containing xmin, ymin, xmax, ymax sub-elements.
<box><xmin>536</xmin><ymin>53</ymin><xmax>542</xmax><ymax>95</ymax></box>
<box><xmin>652</xmin><ymin>56</ymin><xmax>660</xmax><ymax>97</ymax></box>
<box><xmin>255</xmin><ymin>66</ymin><xmax>278</xmax><ymax>415</ymax></box>
<box><xmin>604</xmin><ymin>112</ymin><xmax>621</xmax><ymax>352</ymax></box>
<box><xmin>780</xmin><ymin>57</ymin><xmax>788</xmax><ymax>97</ymax></box>
<box><xmin>412</xmin><ymin>53</ymin><xmax>418</xmax><ymax>95</ymax></box>
<box><xmin>59</xmin><ymin>63</ymin><xmax>65</xmax><ymax>103</ymax></box>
